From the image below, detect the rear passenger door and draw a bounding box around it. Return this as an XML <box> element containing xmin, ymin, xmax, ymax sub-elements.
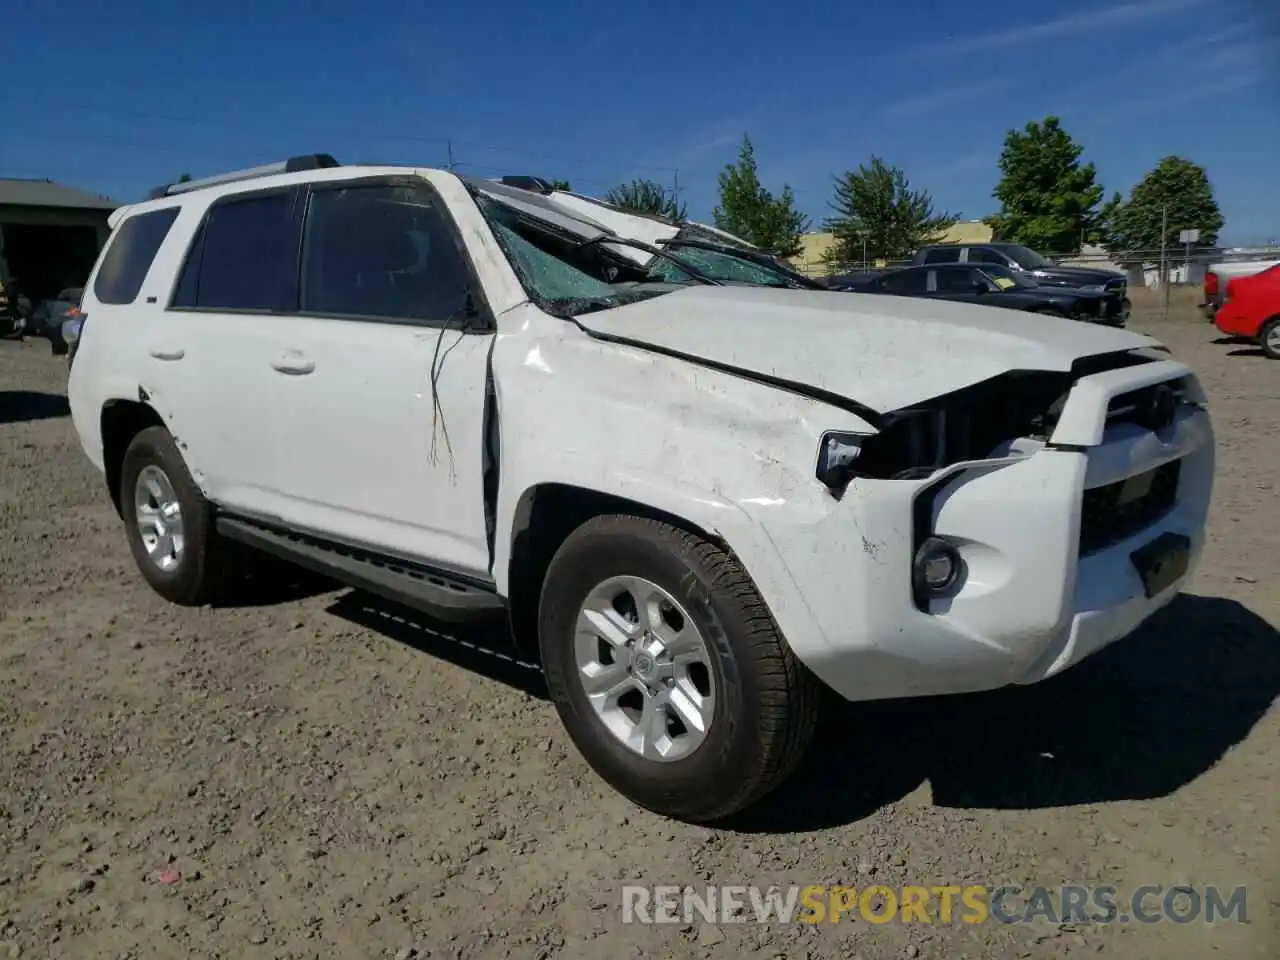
<box><xmin>261</xmin><ymin>177</ymin><xmax>497</xmax><ymax>579</ymax></box>
<box><xmin>166</xmin><ymin>185</ymin><xmax>304</xmax><ymax>513</ymax></box>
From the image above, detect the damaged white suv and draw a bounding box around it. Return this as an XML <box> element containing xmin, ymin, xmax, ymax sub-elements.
<box><xmin>68</xmin><ymin>155</ymin><xmax>1215</xmax><ymax>822</ymax></box>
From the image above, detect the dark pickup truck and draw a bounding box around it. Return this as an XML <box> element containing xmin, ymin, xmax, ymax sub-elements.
<box><xmin>851</xmin><ymin>262</ymin><xmax>1129</xmax><ymax>326</ymax></box>
<box><xmin>913</xmin><ymin>242</ymin><xmax>1129</xmax><ymax>296</ymax></box>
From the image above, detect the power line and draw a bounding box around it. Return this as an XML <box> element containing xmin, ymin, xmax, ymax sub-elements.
<box><xmin>10</xmin><ymin>102</ymin><xmax>700</xmax><ymax>177</ymax></box>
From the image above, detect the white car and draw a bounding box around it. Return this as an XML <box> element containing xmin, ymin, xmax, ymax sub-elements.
<box><xmin>67</xmin><ymin>155</ymin><xmax>1215</xmax><ymax>822</ymax></box>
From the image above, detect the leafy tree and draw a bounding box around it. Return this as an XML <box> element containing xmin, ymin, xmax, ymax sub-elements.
<box><xmin>1108</xmin><ymin>156</ymin><xmax>1224</xmax><ymax>255</ymax></box>
<box><xmin>1092</xmin><ymin>191</ymin><xmax>1124</xmax><ymax>246</ymax></box>
<box><xmin>712</xmin><ymin>135</ymin><xmax>808</xmax><ymax>258</ymax></box>
<box><xmin>824</xmin><ymin>157</ymin><xmax>956</xmax><ymax>262</ymax></box>
<box><xmin>550</xmin><ymin>179</ymin><xmax>571</xmax><ymax>190</ymax></box>
<box><xmin>986</xmin><ymin>116</ymin><xmax>1105</xmax><ymax>255</ymax></box>
<box><xmin>177</xmin><ymin>173</ymin><xmax>192</xmax><ymax>182</ymax></box>
<box><xmin>605</xmin><ymin>179</ymin><xmax>686</xmax><ymax>220</ymax></box>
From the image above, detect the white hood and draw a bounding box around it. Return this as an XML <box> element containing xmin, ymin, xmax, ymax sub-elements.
<box><xmin>576</xmin><ymin>286</ymin><xmax>1159</xmax><ymax>413</ymax></box>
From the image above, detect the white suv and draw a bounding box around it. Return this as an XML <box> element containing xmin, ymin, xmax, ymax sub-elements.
<box><xmin>68</xmin><ymin>155</ymin><xmax>1215</xmax><ymax>822</ymax></box>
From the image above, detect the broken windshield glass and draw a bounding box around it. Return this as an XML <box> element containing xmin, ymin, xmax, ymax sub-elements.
<box><xmin>476</xmin><ymin>196</ymin><xmax>701</xmax><ymax>317</ymax></box>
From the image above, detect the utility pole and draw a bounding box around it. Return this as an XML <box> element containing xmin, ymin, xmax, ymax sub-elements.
<box><xmin>447</xmin><ymin>140</ymin><xmax>455</xmax><ymax>171</ymax></box>
<box><xmin>1159</xmin><ymin>204</ymin><xmax>1169</xmax><ymax>318</ymax></box>
<box><xmin>671</xmin><ymin>168</ymin><xmax>681</xmax><ymax>216</ymax></box>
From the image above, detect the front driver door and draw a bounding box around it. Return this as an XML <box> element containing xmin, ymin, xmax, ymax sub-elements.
<box><xmin>262</xmin><ymin>176</ymin><xmax>496</xmax><ymax>579</ymax></box>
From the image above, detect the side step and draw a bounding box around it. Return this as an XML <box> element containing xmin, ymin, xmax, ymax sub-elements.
<box><xmin>215</xmin><ymin>517</ymin><xmax>507</xmax><ymax>624</ymax></box>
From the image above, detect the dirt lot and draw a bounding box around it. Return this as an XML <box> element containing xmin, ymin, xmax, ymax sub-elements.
<box><xmin>1</xmin><ymin>306</ymin><xmax>1276</xmax><ymax>960</ymax></box>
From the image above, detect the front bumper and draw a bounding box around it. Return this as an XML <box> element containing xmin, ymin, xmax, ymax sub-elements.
<box><xmin>756</xmin><ymin>361</ymin><xmax>1214</xmax><ymax>703</ymax></box>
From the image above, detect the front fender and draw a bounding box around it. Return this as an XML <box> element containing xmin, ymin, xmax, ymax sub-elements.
<box><xmin>490</xmin><ymin>307</ymin><xmax>877</xmax><ymax>678</ymax></box>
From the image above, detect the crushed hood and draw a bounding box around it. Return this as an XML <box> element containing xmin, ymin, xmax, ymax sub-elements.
<box><xmin>575</xmin><ymin>286</ymin><xmax>1159</xmax><ymax>414</ymax></box>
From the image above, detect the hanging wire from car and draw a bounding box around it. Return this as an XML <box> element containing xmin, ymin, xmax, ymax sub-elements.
<box><xmin>427</xmin><ymin>293</ymin><xmax>474</xmax><ymax>481</ymax></box>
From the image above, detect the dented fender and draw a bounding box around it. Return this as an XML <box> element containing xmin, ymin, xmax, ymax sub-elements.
<box><xmin>489</xmin><ymin>304</ymin><xmax>876</xmax><ymax>664</ymax></box>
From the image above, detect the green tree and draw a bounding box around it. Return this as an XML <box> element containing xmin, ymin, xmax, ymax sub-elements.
<box><xmin>712</xmin><ymin>135</ymin><xmax>808</xmax><ymax>258</ymax></box>
<box><xmin>986</xmin><ymin>116</ymin><xmax>1105</xmax><ymax>254</ymax></box>
<box><xmin>824</xmin><ymin>157</ymin><xmax>956</xmax><ymax>262</ymax></box>
<box><xmin>177</xmin><ymin>173</ymin><xmax>192</xmax><ymax>182</ymax></box>
<box><xmin>605</xmin><ymin>178</ymin><xmax>686</xmax><ymax>219</ymax></box>
<box><xmin>1108</xmin><ymin>156</ymin><xmax>1224</xmax><ymax>255</ymax></box>
<box><xmin>550</xmin><ymin>179</ymin><xmax>571</xmax><ymax>190</ymax></box>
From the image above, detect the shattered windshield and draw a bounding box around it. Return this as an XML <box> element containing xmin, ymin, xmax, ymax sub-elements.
<box><xmin>647</xmin><ymin>228</ymin><xmax>811</xmax><ymax>288</ymax></box>
<box><xmin>476</xmin><ymin>196</ymin><xmax>691</xmax><ymax>316</ymax></box>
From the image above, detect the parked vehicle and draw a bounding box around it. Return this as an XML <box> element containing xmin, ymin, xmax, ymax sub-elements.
<box><xmin>1213</xmin><ymin>263</ymin><xmax>1280</xmax><ymax>359</ymax></box>
<box><xmin>854</xmin><ymin>263</ymin><xmax>1130</xmax><ymax>325</ymax></box>
<box><xmin>913</xmin><ymin>243</ymin><xmax>1129</xmax><ymax>297</ymax></box>
<box><xmin>819</xmin><ymin>268</ymin><xmax>895</xmax><ymax>291</ymax></box>
<box><xmin>1201</xmin><ymin>258</ymin><xmax>1280</xmax><ymax>321</ymax></box>
<box><xmin>33</xmin><ymin>287</ymin><xmax>84</xmax><ymax>356</ymax></box>
<box><xmin>67</xmin><ymin>155</ymin><xmax>1214</xmax><ymax>822</ymax></box>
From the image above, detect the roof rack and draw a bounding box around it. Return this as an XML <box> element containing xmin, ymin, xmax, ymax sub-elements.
<box><xmin>148</xmin><ymin>154</ymin><xmax>340</xmax><ymax>200</ymax></box>
<box><xmin>498</xmin><ymin>175</ymin><xmax>556</xmax><ymax>195</ymax></box>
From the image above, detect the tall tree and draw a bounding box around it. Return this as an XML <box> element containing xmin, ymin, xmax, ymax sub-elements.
<box><xmin>1108</xmin><ymin>156</ymin><xmax>1224</xmax><ymax>255</ymax></box>
<box><xmin>824</xmin><ymin>157</ymin><xmax>956</xmax><ymax>262</ymax></box>
<box><xmin>605</xmin><ymin>179</ymin><xmax>686</xmax><ymax>220</ymax></box>
<box><xmin>712</xmin><ymin>135</ymin><xmax>809</xmax><ymax>258</ymax></box>
<box><xmin>986</xmin><ymin>116</ymin><xmax>1105</xmax><ymax>254</ymax></box>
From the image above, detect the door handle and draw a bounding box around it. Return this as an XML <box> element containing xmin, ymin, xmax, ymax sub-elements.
<box><xmin>148</xmin><ymin>347</ymin><xmax>185</xmax><ymax>361</ymax></box>
<box><xmin>270</xmin><ymin>354</ymin><xmax>315</xmax><ymax>375</ymax></box>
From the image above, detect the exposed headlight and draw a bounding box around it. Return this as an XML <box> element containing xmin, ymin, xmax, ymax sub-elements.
<box><xmin>1081</xmin><ymin>284</ymin><xmax>1106</xmax><ymax>293</ymax></box>
<box><xmin>815</xmin><ymin>431</ymin><xmax>867</xmax><ymax>490</ymax></box>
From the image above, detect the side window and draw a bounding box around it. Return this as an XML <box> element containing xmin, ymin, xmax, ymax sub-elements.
<box><xmin>173</xmin><ymin>191</ymin><xmax>298</xmax><ymax>311</ymax></box>
<box><xmin>968</xmin><ymin>247</ymin><xmax>1008</xmax><ymax>266</ymax></box>
<box><xmin>934</xmin><ymin>266</ymin><xmax>981</xmax><ymax>294</ymax></box>
<box><xmin>300</xmin><ymin>184</ymin><xmax>470</xmax><ymax>323</ymax></box>
<box><xmin>883</xmin><ymin>269</ymin><xmax>928</xmax><ymax>295</ymax></box>
<box><xmin>93</xmin><ymin>207</ymin><xmax>180</xmax><ymax>305</ymax></box>
<box><xmin>922</xmin><ymin>246</ymin><xmax>961</xmax><ymax>264</ymax></box>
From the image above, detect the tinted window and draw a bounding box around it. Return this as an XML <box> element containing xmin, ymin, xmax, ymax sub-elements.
<box><xmin>93</xmin><ymin>208</ymin><xmax>180</xmax><ymax>305</ymax></box>
<box><xmin>175</xmin><ymin>191</ymin><xmax>297</xmax><ymax>311</ymax></box>
<box><xmin>935</xmin><ymin>266</ymin><xmax>982</xmax><ymax>294</ymax></box>
<box><xmin>882</xmin><ymin>269</ymin><xmax>928</xmax><ymax>295</ymax></box>
<box><xmin>922</xmin><ymin>246</ymin><xmax>961</xmax><ymax>264</ymax></box>
<box><xmin>300</xmin><ymin>184</ymin><xmax>469</xmax><ymax>322</ymax></box>
<box><xmin>968</xmin><ymin>247</ymin><xmax>1008</xmax><ymax>266</ymax></box>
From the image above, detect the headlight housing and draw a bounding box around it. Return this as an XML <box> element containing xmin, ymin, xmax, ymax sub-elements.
<box><xmin>1081</xmin><ymin>284</ymin><xmax>1106</xmax><ymax>293</ymax></box>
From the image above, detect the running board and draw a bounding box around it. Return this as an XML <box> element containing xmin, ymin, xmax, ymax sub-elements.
<box><xmin>215</xmin><ymin>517</ymin><xmax>507</xmax><ymax>624</ymax></box>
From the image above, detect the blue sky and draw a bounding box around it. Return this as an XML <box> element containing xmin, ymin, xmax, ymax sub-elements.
<box><xmin>3</xmin><ymin>0</ymin><xmax>1277</xmax><ymax>244</ymax></box>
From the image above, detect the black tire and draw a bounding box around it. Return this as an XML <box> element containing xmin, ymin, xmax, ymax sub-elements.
<box><xmin>1259</xmin><ymin>316</ymin><xmax>1280</xmax><ymax>360</ymax></box>
<box><xmin>538</xmin><ymin>514</ymin><xmax>820</xmax><ymax>822</ymax></box>
<box><xmin>119</xmin><ymin>426</ymin><xmax>229</xmax><ymax>605</ymax></box>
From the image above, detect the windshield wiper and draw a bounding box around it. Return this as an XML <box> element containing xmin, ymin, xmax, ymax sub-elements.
<box><xmin>658</xmin><ymin>238</ymin><xmax>825</xmax><ymax>289</ymax></box>
<box><xmin>576</xmin><ymin>235</ymin><xmax>723</xmax><ymax>286</ymax></box>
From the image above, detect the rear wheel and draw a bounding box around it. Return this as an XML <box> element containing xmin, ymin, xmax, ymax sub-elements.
<box><xmin>538</xmin><ymin>515</ymin><xmax>820</xmax><ymax>823</ymax></box>
<box><xmin>119</xmin><ymin>426</ymin><xmax>230</xmax><ymax>605</ymax></box>
<box><xmin>1260</xmin><ymin>316</ymin><xmax>1280</xmax><ymax>360</ymax></box>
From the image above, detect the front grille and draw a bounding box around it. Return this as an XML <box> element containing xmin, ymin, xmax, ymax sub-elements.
<box><xmin>1079</xmin><ymin>459</ymin><xmax>1181</xmax><ymax>554</ymax></box>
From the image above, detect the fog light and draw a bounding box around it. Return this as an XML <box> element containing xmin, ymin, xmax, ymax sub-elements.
<box><xmin>913</xmin><ymin>536</ymin><xmax>961</xmax><ymax>599</ymax></box>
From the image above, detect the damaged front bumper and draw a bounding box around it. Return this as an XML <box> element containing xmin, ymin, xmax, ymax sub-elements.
<box><xmin>755</xmin><ymin>358</ymin><xmax>1214</xmax><ymax>703</ymax></box>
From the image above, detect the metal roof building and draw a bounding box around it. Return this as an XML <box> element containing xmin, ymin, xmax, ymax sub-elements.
<box><xmin>0</xmin><ymin>178</ymin><xmax>119</xmax><ymax>300</ymax></box>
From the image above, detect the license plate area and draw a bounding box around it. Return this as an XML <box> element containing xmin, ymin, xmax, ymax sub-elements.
<box><xmin>1129</xmin><ymin>532</ymin><xmax>1191</xmax><ymax>599</ymax></box>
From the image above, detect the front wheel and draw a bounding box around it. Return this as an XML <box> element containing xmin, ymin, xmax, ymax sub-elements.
<box><xmin>538</xmin><ymin>515</ymin><xmax>820</xmax><ymax>822</ymax></box>
<box><xmin>1260</xmin><ymin>316</ymin><xmax>1280</xmax><ymax>360</ymax></box>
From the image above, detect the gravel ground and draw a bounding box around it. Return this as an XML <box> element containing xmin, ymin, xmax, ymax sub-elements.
<box><xmin>1</xmin><ymin>307</ymin><xmax>1276</xmax><ymax>960</ymax></box>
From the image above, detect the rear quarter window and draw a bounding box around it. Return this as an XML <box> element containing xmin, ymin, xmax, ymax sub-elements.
<box><xmin>92</xmin><ymin>208</ymin><xmax>181</xmax><ymax>305</ymax></box>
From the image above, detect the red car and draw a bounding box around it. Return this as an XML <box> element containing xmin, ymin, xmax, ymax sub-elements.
<box><xmin>1215</xmin><ymin>263</ymin><xmax>1280</xmax><ymax>359</ymax></box>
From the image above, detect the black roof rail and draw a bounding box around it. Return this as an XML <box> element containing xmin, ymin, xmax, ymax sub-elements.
<box><xmin>498</xmin><ymin>175</ymin><xmax>556</xmax><ymax>194</ymax></box>
<box><xmin>147</xmin><ymin>154</ymin><xmax>340</xmax><ymax>200</ymax></box>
